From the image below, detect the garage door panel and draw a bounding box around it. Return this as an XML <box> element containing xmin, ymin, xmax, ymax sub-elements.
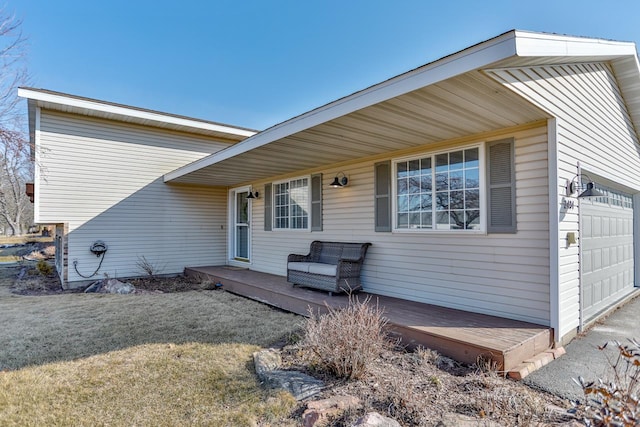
<box><xmin>583</xmin><ymin>217</ymin><xmax>592</xmax><ymax>237</ymax></box>
<box><xmin>582</xmin><ymin>185</ymin><xmax>635</xmax><ymax>321</ymax></box>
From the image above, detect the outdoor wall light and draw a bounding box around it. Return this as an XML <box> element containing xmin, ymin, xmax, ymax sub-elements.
<box><xmin>247</xmin><ymin>191</ymin><xmax>259</xmax><ymax>199</ymax></box>
<box><xmin>330</xmin><ymin>172</ymin><xmax>349</xmax><ymax>188</ymax></box>
<box><xmin>566</xmin><ymin>174</ymin><xmax>605</xmax><ymax>198</ymax></box>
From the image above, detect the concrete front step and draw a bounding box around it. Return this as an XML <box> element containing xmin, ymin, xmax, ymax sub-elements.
<box><xmin>507</xmin><ymin>347</ymin><xmax>566</xmax><ymax>380</ymax></box>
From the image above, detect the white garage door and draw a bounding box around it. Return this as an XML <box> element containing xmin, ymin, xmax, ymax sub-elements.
<box><xmin>581</xmin><ymin>186</ymin><xmax>635</xmax><ymax>321</ymax></box>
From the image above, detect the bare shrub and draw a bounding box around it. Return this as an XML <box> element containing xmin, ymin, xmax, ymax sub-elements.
<box><xmin>135</xmin><ymin>255</ymin><xmax>166</xmax><ymax>278</ymax></box>
<box><xmin>575</xmin><ymin>339</ymin><xmax>640</xmax><ymax>426</ymax></box>
<box><xmin>301</xmin><ymin>295</ymin><xmax>392</xmax><ymax>380</ymax></box>
<box><xmin>475</xmin><ymin>353</ymin><xmax>501</xmax><ymax>374</ymax></box>
<box><xmin>414</xmin><ymin>345</ymin><xmax>440</xmax><ymax>365</ymax></box>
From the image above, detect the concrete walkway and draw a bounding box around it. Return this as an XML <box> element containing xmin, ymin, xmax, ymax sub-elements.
<box><xmin>524</xmin><ymin>293</ymin><xmax>640</xmax><ymax>402</ymax></box>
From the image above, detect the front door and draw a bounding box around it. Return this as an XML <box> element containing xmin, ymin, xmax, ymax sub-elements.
<box><xmin>231</xmin><ymin>188</ymin><xmax>250</xmax><ymax>263</ymax></box>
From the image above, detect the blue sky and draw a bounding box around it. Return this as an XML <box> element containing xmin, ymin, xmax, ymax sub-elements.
<box><xmin>10</xmin><ymin>1</ymin><xmax>640</xmax><ymax>130</ymax></box>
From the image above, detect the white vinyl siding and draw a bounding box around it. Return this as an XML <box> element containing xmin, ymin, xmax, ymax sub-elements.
<box><xmin>36</xmin><ymin>110</ymin><xmax>231</xmax><ymax>284</ymax></box>
<box><xmin>487</xmin><ymin>62</ymin><xmax>640</xmax><ymax>339</ymax></box>
<box><xmin>249</xmin><ymin>126</ymin><xmax>550</xmax><ymax>325</ymax></box>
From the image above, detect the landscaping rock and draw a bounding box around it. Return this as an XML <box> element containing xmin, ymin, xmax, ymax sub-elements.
<box><xmin>101</xmin><ymin>278</ymin><xmax>135</xmax><ymax>294</ymax></box>
<box><xmin>352</xmin><ymin>412</ymin><xmax>401</xmax><ymax>427</ymax></box>
<box><xmin>253</xmin><ymin>349</ymin><xmax>282</xmax><ymax>375</ymax></box>
<box><xmin>436</xmin><ymin>413</ymin><xmax>501</xmax><ymax>426</ymax></box>
<box><xmin>544</xmin><ymin>403</ymin><xmax>578</xmax><ymax>423</ymax></box>
<box><xmin>253</xmin><ymin>348</ymin><xmax>324</xmax><ymax>400</ymax></box>
<box><xmin>84</xmin><ymin>278</ymin><xmax>135</xmax><ymax>294</ymax></box>
<box><xmin>84</xmin><ymin>280</ymin><xmax>103</xmax><ymax>293</ymax></box>
<box><xmin>303</xmin><ymin>395</ymin><xmax>360</xmax><ymax>427</ymax></box>
<box><xmin>263</xmin><ymin>369</ymin><xmax>324</xmax><ymax>401</ymax></box>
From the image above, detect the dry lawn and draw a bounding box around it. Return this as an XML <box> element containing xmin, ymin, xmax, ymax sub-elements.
<box><xmin>0</xmin><ymin>265</ymin><xmax>302</xmax><ymax>426</ymax></box>
<box><xmin>0</xmin><ymin>246</ymin><xmax>23</xmax><ymax>263</ymax></box>
<box><xmin>0</xmin><ymin>343</ymin><xmax>297</xmax><ymax>426</ymax></box>
<box><xmin>0</xmin><ymin>264</ymin><xmax>576</xmax><ymax>426</ymax></box>
<box><xmin>0</xmin><ymin>235</ymin><xmax>53</xmax><ymax>245</ymax></box>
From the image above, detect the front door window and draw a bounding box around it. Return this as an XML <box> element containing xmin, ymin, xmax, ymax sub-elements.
<box><xmin>234</xmin><ymin>191</ymin><xmax>249</xmax><ymax>260</ymax></box>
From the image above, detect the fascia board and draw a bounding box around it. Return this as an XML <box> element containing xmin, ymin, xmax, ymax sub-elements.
<box><xmin>514</xmin><ymin>30</ymin><xmax>638</xmax><ymax>57</ymax></box>
<box><xmin>164</xmin><ymin>31</ymin><xmax>519</xmax><ymax>182</ymax></box>
<box><xmin>17</xmin><ymin>88</ymin><xmax>256</xmax><ymax>138</ymax></box>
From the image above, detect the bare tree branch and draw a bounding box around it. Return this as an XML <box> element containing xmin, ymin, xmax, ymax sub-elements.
<box><xmin>0</xmin><ymin>7</ymin><xmax>31</xmax><ymax>235</ymax></box>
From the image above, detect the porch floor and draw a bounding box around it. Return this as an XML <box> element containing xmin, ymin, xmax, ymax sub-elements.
<box><xmin>185</xmin><ymin>266</ymin><xmax>554</xmax><ymax>374</ymax></box>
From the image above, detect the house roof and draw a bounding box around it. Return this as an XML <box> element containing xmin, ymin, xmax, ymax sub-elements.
<box><xmin>164</xmin><ymin>30</ymin><xmax>640</xmax><ymax>187</ymax></box>
<box><xmin>18</xmin><ymin>88</ymin><xmax>258</xmax><ymax>144</ymax></box>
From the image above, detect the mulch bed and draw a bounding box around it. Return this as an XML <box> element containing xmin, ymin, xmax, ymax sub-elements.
<box><xmin>280</xmin><ymin>344</ymin><xmax>575</xmax><ymax>426</ymax></box>
<box><xmin>9</xmin><ymin>261</ymin><xmax>211</xmax><ymax>296</ymax></box>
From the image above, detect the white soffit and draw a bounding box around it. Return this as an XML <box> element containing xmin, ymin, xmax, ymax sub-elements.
<box><xmin>165</xmin><ymin>30</ymin><xmax>640</xmax><ymax>185</ymax></box>
<box><xmin>164</xmin><ymin>31</ymin><xmax>520</xmax><ymax>182</ymax></box>
<box><xmin>18</xmin><ymin>88</ymin><xmax>257</xmax><ymax>141</ymax></box>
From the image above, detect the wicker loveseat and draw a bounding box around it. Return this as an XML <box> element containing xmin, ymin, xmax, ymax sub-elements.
<box><xmin>287</xmin><ymin>241</ymin><xmax>372</xmax><ymax>294</ymax></box>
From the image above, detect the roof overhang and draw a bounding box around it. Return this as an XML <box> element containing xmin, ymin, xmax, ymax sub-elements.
<box><xmin>164</xmin><ymin>30</ymin><xmax>640</xmax><ymax>187</ymax></box>
<box><xmin>18</xmin><ymin>88</ymin><xmax>258</xmax><ymax>147</ymax></box>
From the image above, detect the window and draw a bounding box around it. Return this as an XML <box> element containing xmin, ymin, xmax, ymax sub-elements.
<box><xmin>394</xmin><ymin>146</ymin><xmax>481</xmax><ymax>231</ymax></box>
<box><xmin>273</xmin><ymin>177</ymin><xmax>309</xmax><ymax>230</ymax></box>
<box><xmin>588</xmin><ymin>184</ymin><xmax>633</xmax><ymax>208</ymax></box>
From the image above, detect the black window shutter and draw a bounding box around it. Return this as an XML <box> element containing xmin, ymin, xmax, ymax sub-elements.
<box><xmin>263</xmin><ymin>183</ymin><xmax>272</xmax><ymax>231</ymax></box>
<box><xmin>310</xmin><ymin>174</ymin><xmax>323</xmax><ymax>231</ymax></box>
<box><xmin>374</xmin><ymin>161</ymin><xmax>392</xmax><ymax>232</ymax></box>
<box><xmin>487</xmin><ymin>138</ymin><xmax>516</xmax><ymax>233</ymax></box>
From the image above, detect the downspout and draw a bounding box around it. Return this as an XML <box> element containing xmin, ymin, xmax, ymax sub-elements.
<box><xmin>34</xmin><ymin>106</ymin><xmax>41</xmax><ymax>224</ymax></box>
<box><xmin>547</xmin><ymin>118</ymin><xmax>561</xmax><ymax>345</ymax></box>
<box><xmin>634</xmin><ymin>193</ymin><xmax>640</xmax><ymax>292</ymax></box>
<box><xmin>577</xmin><ymin>162</ymin><xmax>584</xmax><ymax>332</ymax></box>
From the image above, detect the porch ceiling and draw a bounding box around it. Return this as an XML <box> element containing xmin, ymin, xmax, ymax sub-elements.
<box><xmin>167</xmin><ymin>70</ymin><xmax>549</xmax><ymax>186</ymax></box>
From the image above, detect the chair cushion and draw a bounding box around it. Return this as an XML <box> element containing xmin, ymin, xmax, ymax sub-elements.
<box><xmin>307</xmin><ymin>263</ymin><xmax>338</xmax><ymax>276</ymax></box>
<box><xmin>287</xmin><ymin>262</ymin><xmax>313</xmax><ymax>273</ymax></box>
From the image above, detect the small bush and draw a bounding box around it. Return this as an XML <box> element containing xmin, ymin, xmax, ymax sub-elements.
<box><xmin>36</xmin><ymin>260</ymin><xmax>53</xmax><ymax>276</ymax></box>
<box><xmin>135</xmin><ymin>255</ymin><xmax>166</xmax><ymax>277</ymax></box>
<box><xmin>575</xmin><ymin>339</ymin><xmax>640</xmax><ymax>426</ymax></box>
<box><xmin>301</xmin><ymin>295</ymin><xmax>392</xmax><ymax>380</ymax></box>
